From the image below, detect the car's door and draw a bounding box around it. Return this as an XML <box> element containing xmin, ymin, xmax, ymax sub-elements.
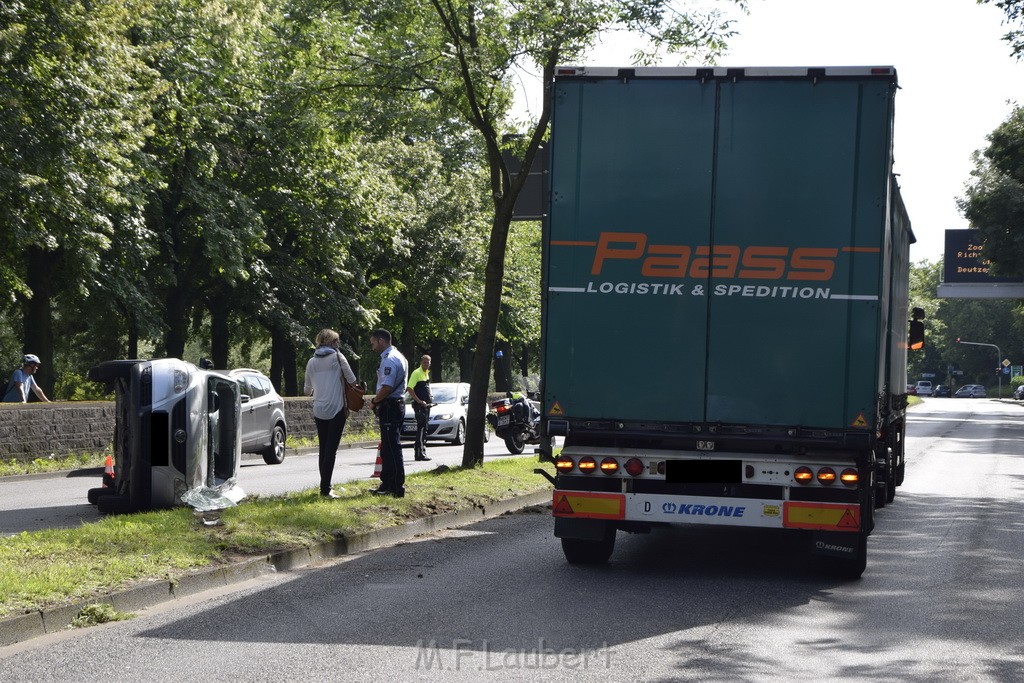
<box><xmin>254</xmin><ymin>374</ymin><xmax>283</xmax><ymax>435</ymax></box>
<box><xmin>241</xmin><ymin>373</ymin><xmax>270</xmax><ymax>449</ymax></box>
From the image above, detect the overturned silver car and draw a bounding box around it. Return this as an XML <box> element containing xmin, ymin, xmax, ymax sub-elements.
<box><xmin>87</xmin><ymin>358</ymin><xmax>245</xmax><ymax>514</ymax></box>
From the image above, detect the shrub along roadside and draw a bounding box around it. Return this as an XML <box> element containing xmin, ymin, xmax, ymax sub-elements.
<box><xmin>0</xmin><ymin>457</ymin><xmax>552</xmax><ymax>619</ymax></box>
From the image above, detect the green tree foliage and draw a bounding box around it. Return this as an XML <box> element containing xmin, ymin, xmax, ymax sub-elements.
<box><xmin>0</xmin><ymin>0</ymin><xmax>161</xmax><ymax>393</ymax></box>
<box><xmin>908</xmin><ymin>259</ymin><xmax>1024</xmax><ymax>389</ymax></box>
<box><xmin>960</xmin><ymin>105</ymin><xmax>1024</xmax><ymax>278</ymax></box>
<box><xmin>339</xmin><ymin>0</ymin><xmax>745</xmax><ymax>465</ymax></box>
<box><xmin>979</xmin><ymin>0</ymin><xmax>1024</xmax><ymax>59</ymax></box>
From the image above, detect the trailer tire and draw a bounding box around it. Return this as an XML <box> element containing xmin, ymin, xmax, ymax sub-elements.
<box><xmin>895</xmin><ymin>460</ymin><xmax>906</xmax><ymax>487</ymax></box>
<box><xmin>885</xmin><ymin>468</ymin><xmax>896</xmax><ymax>504</ymax></box>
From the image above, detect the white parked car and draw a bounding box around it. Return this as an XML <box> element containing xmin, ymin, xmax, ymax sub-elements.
<box><xmin>915</xmin><ymin>381</ymin><xmax>933</xmax><ymax>396</ymax></box>
<box><xmin>402</xmin><ymin>382</ymin><xmax>491</xmax><ymax>445</ymax></box>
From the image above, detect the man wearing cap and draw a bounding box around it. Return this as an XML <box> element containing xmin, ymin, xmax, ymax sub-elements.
<box><xmin>3</xmin><ymin>354</ymin><xmax>51</xmax><ymax>403</ymax></box>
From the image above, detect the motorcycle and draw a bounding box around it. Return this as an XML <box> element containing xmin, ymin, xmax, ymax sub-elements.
<box><xmin>487</xmin><ymin>391</ymin><xmax>542</xmax><ymax>454</ymax></box>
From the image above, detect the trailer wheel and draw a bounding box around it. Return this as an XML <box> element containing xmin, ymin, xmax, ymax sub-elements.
<box><xmin>561</xmin><ymin>527</ymin><xmax>616</xmax><ymax>564</ymax></box>
<box><xmin>895</xmin><ymin>460</ymin><xmax>906</xmax><ymax>487</ymax></box>
<box><xmin>885</xmin><ymin>467</ymin><xmax>896</xmax><ymax>504</ymax></box>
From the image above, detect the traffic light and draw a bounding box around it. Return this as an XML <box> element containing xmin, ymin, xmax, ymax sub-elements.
<box><xmin>908</xmin><ymin>307</ymin><xmax>925</xmax><ymax>350</ymax></box>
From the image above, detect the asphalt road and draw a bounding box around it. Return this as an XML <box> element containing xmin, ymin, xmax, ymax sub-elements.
<box><xmin>0</xmin><ymin>437</ymin><xmax>522</xmax><ymax>536</ymax></box>
<box><xmin>3</xmin><ymin>397</ymin><xmax>1024</xmax><ymax>680</ymax></box>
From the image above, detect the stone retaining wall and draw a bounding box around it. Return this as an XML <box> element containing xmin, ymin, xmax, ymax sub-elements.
<box><xmin>0</xmin><ymin>393</ymin><xmax>511</xmax><ymax>463</ymax></box>
<box><xmin>0</xmin><ymin>398</ymin><xmax>373</xmax><ymax>463</ymax></box>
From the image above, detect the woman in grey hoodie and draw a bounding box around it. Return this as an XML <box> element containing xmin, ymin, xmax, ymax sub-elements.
<box><xmin>304</xmin><ymin>328</ymin><xmax>359</xmax><ymax>497</ymax></box>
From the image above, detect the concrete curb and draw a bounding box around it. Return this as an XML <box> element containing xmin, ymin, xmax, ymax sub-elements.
<box><xmin>0</xmin><ymin>488</ymin><xmax>552</xmax><ymax>648</ymax></box>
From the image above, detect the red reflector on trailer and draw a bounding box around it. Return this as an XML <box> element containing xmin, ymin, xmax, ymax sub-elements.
<box><xmin>624</xmin><ymin>458</ymin><xmax>644</xmax><ymax>477</ymax></box>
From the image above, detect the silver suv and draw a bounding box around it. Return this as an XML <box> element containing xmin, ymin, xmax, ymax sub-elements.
<box><xmin>229</xmin><ymin>369</ymin><xmax>287</xmax><ymax>464</ymax></box>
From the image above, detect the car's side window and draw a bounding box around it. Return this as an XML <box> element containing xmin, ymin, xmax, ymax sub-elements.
<box><xmin>235</xmin><ymin>376</ymin><xmax>251</xmax><ymax>398</ymax></box>
<box><xmin>256</xmin><ymin>375</ymin><xmax>273</xmax><ymax>396</ymax></box>
<box><xmin>246</xmin><ymin>374</ymin><xmax>267</xmax><ymax>399</ymax></box>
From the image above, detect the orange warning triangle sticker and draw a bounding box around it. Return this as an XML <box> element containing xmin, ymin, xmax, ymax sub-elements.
<box><xmin>837</xmin><ymin>508</ymin><xmax>859</xmax><ymax>529</ymax></box>
<box><xmin>553</xmin><ymin>495</ymin><xmax>574</xmax><ymax>514</ymax></box>
<box><xmin>851</xmin><ymin>413</ymin><xmax>868</xmax><ymax>428</ymax></box>
<box><xmin>548</xmin><ymin>401</ymin><xmax>564</xmax><ymax>416</ymax></box>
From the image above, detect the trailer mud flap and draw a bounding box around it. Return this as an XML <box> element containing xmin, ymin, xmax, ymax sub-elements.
<box><xmin>811</xmin><ymin>530</ymin><xmax>863</xmax><ymax>560</ymax></box>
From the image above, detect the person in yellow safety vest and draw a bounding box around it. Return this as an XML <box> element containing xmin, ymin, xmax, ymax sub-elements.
<box><xmin>406</xmin><ymin>355</ymin><xmax>432</xmax><ymax>461</ymax></box>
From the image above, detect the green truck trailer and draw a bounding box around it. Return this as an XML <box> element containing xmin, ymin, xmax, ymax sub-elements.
<box><xmin>539</xmin><ymin>66</ymin><xmax>914</xmax><ymax>578</ymax></box>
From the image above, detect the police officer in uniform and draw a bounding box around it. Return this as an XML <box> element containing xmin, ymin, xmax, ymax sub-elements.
<box><xmin>369</xmin><ymin>329</ymin><xmax>408</xmax><ymax>497</ymax></box>
<box><xmin>406</xmin><ymin>354</ymin><xmax>432</xmax><ymax>461</ymax></box>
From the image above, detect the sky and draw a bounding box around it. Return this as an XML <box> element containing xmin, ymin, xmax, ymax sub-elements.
<box><xmin>514</xmin><ymin>0</ymin><xmax>1024</xmax><ymax>264</ymax></box>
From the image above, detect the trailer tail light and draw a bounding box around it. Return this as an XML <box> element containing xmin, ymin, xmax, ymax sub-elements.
<box><xmin>578</xmin><ymin>456</ymin><xmax>597</xmax><ymax>473</ymax></box>
<box><xmin>794</xmin><ymin>466</ymin><xmax>813</xmax><ymax>484</ymax></box>
<box><xmin>555</xmin><ymin>455</ymin><xmax>574</xmax><ymax>472</ymax></box>
<box><xmin>624</xmin><ymin>458</ymin><xmax>644</xmax><ymax>477</ymax></box>
<box><xmin>840</xmin><ymin>468</ymin><xmax>859</xmax><ymax>486</ymax></box>
<box><xmin>600</xmin><ymin>457</ymin><xmax>619</xmax><ymax>474</ymax></box>
<box><xmin>817</xmin><ymin>467</ymin><xmax>837</xmax><ymax>485</ymax></box>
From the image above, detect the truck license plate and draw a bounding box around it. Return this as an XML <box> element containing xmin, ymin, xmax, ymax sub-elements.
<box><xmin>666</xmin><ymin>459</ymin><xmax>741</xmax><ymax>484</ymax></box>
<box><xmin>497</xmin><ymin>415</ymin><xmax>510</xmax><ymax>426</ymax></box>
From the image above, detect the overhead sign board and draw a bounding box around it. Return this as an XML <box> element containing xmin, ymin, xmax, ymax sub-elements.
<box><xmin>938</xmin><ymin>230</ymin><xmax>1024</xmax><ymax>298</ymax></box>
<box><xmin>943</xmin><ymin>230</ymin><xmax>1023</xmax><ymax>284</ymax></box>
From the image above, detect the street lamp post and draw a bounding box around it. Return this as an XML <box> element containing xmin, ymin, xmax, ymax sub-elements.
<box><xmin>956</xmin><ymin>339</ymin><xmax>1003</xmax><ymax>398</ymax></box>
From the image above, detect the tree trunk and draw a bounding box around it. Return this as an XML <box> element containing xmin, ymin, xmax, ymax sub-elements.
<box><xmin>283</xmin><ymin>340</ymin><xmax>298</xmax><ymax>396</ymax></box>
<box><xmin>23</xmin><ymin>246</ymin><xmax>58</xmax><ymax>399</ymax></box>
<box><xmin>429</xmin><ymin>339</ymin><xmax>444</xmax><ymax>382</ymax></box>
<box><xmin>458</xmin><ymin>337</ymin><xmax>474</xmax><ymax>382</ymax></box>
<box><xmin>270</xmin><ymin>326</ymin><xmax>286</xmax><ymax>394</ymax></box>
<box><xmin>462</xmin><ymin>206</ymin><xmax>515</xmax><ymax>467</ymax></box>
<box><xmin>494</xmin><ymin>339</ymin><xmax>513</xmax><ymax>392</ymax></box>
<box><xmin>207</xmin><ymin>289</ymin><xmax>230</xmax><ymax>369</ymax></box>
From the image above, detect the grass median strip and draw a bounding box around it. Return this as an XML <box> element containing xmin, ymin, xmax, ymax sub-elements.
<box><xmin>1</xmin><ymin>457</ymin><xmax>553</xmax><ymax>619</ymax></box>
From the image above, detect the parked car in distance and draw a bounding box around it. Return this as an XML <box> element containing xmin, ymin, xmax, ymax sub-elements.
<box><xmin>905</xmin><ymin>384</ymin><xmax>918</xmax><ymax>396</ymax></box>
<box><xmin>401</xmin><ymin>382</ymin><xmax>491</xmax><ymax>445</ymax></box>
<box><xmin>228</xmin><ymin>368</ymin><xmax>287</xmax><ymax>464</ymax></box>
<box><xmin>915</xmin><ymin>380</ymin><xmax>933</xmax><ymax>396</ymax></box>
<box><xmin>933</xmin><ymin>384</ymin><xmax>952</xmax><ymax>398</ymax></box>
<box><xmin>954</xmin><ymin>384</ymin><xmax>987</xmax><ymax>398</ymax></box>
<box><xmin>1015</xmin><ymin>384</ymin><xmax>1024</xmax><ymax>400</ymax></box>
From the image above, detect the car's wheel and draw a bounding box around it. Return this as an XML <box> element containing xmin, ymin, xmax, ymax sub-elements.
<box><xmin>561</xmin><ymin>527</ymin><xmax>616</xmax><ymax>565</ymax></box>
<box><xmin>453</xmin><ymin>419</ymin><xmax>466</xmax><ymax>445</ymax></box>
<box><xmin>262</xmin><ymin>423</ymin><xmax>286</xmax><ymax>465</ymax></box>
<box><xmin>87</xmin><ymin>487</ymin><xmax>107</xmax><ymax>505</ymax></box>
<box><xmin>87</xmin><ymin>360</ymin><xmax>142</xmax><ymax>383</ymax></box>
<box><xmin>504</xmin><ymin>431</ymin><xmax>526</xmax><ymax>455</ymax></box>
<box><xmin>96</xmin><ymin>493</ymin><xmax>137</xmax><ymax>515</ymax></box>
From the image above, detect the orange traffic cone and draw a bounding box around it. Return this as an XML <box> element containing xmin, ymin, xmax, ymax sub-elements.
<box><xmin>371</xmin><ymin>442</ymin><xmax>382</xmax><ymax>478</ymax></box>
<box><xmin>102</xmin><ymin>455</ymin><xmax>115</xmax><ymax>488</ymax></box>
